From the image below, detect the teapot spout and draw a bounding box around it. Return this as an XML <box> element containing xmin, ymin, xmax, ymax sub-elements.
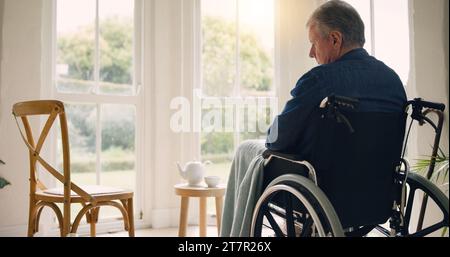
<box><xmin>176</xmin><ymin>162</ymin><xmax>186</xmax><ymax>179</ymax></box>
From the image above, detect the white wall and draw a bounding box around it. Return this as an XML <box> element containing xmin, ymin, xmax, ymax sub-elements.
<box><xmin>408</xmin><ymin>0</ymin><xmax>449</xmax><ymax>160</ymax></box>
<box><xmin>407</xmin><ymin>0</ymin><xmax>449</xmax><ymax>236</ymax></box>
<box><xmin>147</xmin><ymin>0</ymin><xmax>198</xmax><ymax>228</ymax></box>
<box><xmin>0</xmin><ymin>0</ymin><xmax>3</xmax><ymax>114</ymax></box>
<box><xmin>0</xmin><ymin>0</ymin><xmax>43</xmax><ymax>235</ymax></box>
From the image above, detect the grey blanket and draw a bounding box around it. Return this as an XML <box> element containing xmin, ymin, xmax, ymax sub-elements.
<box><xmin>220</xmin><ymin>140</ymin><xmax>266</xmax><ymax>237</ymax></box>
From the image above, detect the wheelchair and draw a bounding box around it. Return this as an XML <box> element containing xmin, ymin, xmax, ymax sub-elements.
<box><xmin>251</xmin><ymin>95</ymin><xmax>449</xmax><ymax>237</ymax></box>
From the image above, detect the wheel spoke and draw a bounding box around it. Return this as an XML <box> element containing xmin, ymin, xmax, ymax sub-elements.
<box><xmin>265</xmin><ymin>209</ymin><xmax>285</xmax><ymax>237</ymax></box>
<box><xmin>409</xmin><ymin>222</ymin><xmax>448</xmax><ymax>237</ymax></box>
<box><xmin>375</xmin><ymin>225</ymin><xmax>391</xmax><ymax>237</ymax></box>
<box><xmin>300</xmin><ymin>217</ymin><xmax>314</xmax><ymax>237</ymax></box>
<box><xmin>402</xmin><ymin>185</ymin><xmax>416</xmax><ymax>235</ymax></box>
<box><xmin>284</xmin><ymin>192</ymin><xmax>296</xmax><ymax>237</ymax></box>
<box><xmin>251</xmin><ymin>180</ymin><xmax>342</xmax><ymax>237</ymax></box>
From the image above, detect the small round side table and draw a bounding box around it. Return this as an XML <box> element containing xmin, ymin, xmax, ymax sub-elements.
<box><xmin>174</xmin><ymin>183</ymin><xmax>226</xmax><ymax>237</ymax></box>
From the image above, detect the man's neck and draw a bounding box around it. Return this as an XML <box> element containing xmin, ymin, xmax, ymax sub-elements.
<box><xmin>338</xmin><ymin>46</ymin><xmax>360</xmax><ymax>59</ymax></box>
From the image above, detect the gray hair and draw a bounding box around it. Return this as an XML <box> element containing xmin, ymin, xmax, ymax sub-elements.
<box><xmin>307</xmin><ymin>0</ymin><xmax>365</xmax><ymax>47</ymax></box>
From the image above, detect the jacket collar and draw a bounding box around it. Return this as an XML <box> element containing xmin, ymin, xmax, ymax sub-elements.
<box><xmin>335</xmin><ymin>48</ymin><xmax>370</xmax><ymax>62</ymax></box>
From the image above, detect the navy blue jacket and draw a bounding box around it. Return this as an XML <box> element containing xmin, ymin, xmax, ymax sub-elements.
<box><xmin>266</xmin><ymin>48</ymin><xmax>407</xmax><ymax>157</ymax></box>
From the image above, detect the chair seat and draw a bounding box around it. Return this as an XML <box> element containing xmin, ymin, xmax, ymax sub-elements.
<box><xmin>36</xmin><ymin>185</ymin><xmax>133</xmax><ymax>203</ymax></box>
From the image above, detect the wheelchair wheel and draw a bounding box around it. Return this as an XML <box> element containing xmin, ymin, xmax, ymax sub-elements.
<box><xmin>251</xmin><ymin>174</ymin><xmax>345</xmax><ymax>237</ymax></box>
<box><xmin>373</xmin><ymin>173</ymin><xmax>449</xmax><ymax>237</ymax></box>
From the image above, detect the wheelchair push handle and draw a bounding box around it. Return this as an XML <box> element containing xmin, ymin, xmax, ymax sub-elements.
<box><xmin>326</xmin><ymin>94</ymin><xmax>360</xmax><ymax>110</ymax></box>
<box><xmin>321</xmin><ymin>95</ymin><xmax>359</xmax><ymax>134</ymax></box>
<box><xmin>407</xmin><ymin>98</ymin><xmax>446</xmax><ymax>112</ymax></box>
<box><xmin>405</xmin><ymin>98</ymin><xmax>446</xmax><ymax>130</ymax></box>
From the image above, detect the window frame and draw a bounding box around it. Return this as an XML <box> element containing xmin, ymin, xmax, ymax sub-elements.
<box><xmin>333</xmin><ymin>0</ymin><xmax>410</xmax><ymax>85</ymax></box>
<box><xmin>42</xmin><ymin>0</ymin><xmax>145</xmax><ymax>231</ymax></box>
<box><xmin>197</xmin><ymin>0</ymin><xmax>279</xmax><ymax>161</ymax></box>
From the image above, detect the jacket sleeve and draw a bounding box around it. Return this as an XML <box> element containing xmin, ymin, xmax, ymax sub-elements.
<box><xmin>266</xmin><ymin>70</ymin><xmax>325</xmax><ymax>152</ymax></box>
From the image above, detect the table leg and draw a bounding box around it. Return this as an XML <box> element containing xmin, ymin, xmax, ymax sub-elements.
<box><xmin>199</xmin><ymin>197</ymin><xmax>207</xmax><ymax>237</ymax></box>
<box><xmin>179</xmin><ymin>197</ymin><xmax>189</xmax><ymax>237</ymax></box>
<box><xmin>215</xmin><ymin>196</ymin><xmax>223</xmax><ymax>236</ymax></box>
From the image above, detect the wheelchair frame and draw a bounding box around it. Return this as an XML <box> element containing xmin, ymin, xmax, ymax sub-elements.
<box><xmin>251</xmin><ymin>96</ymin><xmax>449</xmax><ymax>237</ymax></box>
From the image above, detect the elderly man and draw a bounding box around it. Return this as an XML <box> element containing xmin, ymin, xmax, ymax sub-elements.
<box><xmin>266</xmin><ymin>0</ymin><xmax>407</xmax><ymax>157</ymax></box>
<box><xmin>221</xmin><ymin>0</ymin><xmax>407</xmax><ymax>237</ymax></box>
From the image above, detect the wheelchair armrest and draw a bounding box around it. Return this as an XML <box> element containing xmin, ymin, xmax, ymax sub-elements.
<box><xmin>262</xmin><ymin>149</ymin><xmax>302</xmax><ymax>161</ymax></box>
<box><xmin>263</xmin><ymin>149</ymin><xmax>318</xmax><ymax>186</ymax></box>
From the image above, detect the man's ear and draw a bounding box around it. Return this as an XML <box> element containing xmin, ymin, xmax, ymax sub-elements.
<box><xmin>330</xmin><ymin>31</ymin><xmax>343</xmax><ymax>48</ymax></box>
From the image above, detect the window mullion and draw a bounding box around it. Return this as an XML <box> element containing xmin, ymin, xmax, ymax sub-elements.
<box><xmin>370</xmin><ymin>0</ymin><xmax>376</xmax><ymax>56</ymax></box>
<box><xmin>94</xmin><ymin>0</ymin><xmax>100</xmax><ymax>95</ymax></box>
<box><xmin>94</xmin><ymin>0</ymin><xmax>101</xmax><ymax>185</ymax></box>
<box><xmin>235</xmin><ymin>0</ymin><xmax>240</xmax><ymax>98</ymax></box>
<box><xmin>96</xmin><ymin>104</ymin><xmax>102</xmax><ymax>185</ymax></box>
<box><xmin>234</xmin><ymin>0</ymin><xmax>241</xmax><ymax>146</ymax></box>
<box><xmin>133</xmin><ymin>0</ymin><xmax>142</xmax><ymax>96</ymax></box>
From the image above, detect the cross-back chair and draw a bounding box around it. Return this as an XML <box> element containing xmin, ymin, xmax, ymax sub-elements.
<box><xmin>12</xmin><ymin>100</ymin><xmax>135</xmax><ymax>237</ymax></box>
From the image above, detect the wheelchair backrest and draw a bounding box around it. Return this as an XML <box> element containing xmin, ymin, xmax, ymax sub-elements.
<box><xmin>310</xmin><ymin>108</ymin><xmax>407</xmax><ymax>228</ymax></box>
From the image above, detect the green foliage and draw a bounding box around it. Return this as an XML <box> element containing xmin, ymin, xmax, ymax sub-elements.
<box><xmin>239</xmin><ymin>32</ymin><xmax>272</xmax><ymax>91</ymax></box>
<box><xmin>58</xmin><ymin>16</ymin><xmax>133</xmax><ymax>84</ymax></box>
<box><xmin>0</xmin><ymin>177</ymin><xmax>10</xmax><ymax>189</ymax></box>
<box><xmin>200</xmin><ymin>106</ymin><xmax>272</xmax><ymax>158</ymax></box>
<box><xmin>98</xmin><ymin>17</ymin><xmax>133</xmax><ymax>84</ymax></box>
<box><xmin>1</xmin><ymin>160</ymin><xmax>10</xmax><ymax>189</ymax></box>
<box><xmin>66</xmin><ymin>105</ymin><xmax>96</xmax><ymax>153</ymax></box>
<box><xmin>68</xmin><ymin>148</ymin><xmax>135</xmax><ymax>173</ymax></box>
<box><xmin>58</xmin><ymin>26</ymin><xmax>95</xmax><ymax>81</ymax></box>
<box><xmin>102</xmin><ymin>117</ymin><xmax>135</xmax><ymax>151</ymax></box>
<box><xmin>414</xmin><ymin>147</ymin><xmax>449</xmax><ymax>184</ymax></box>
<box><xmin>202</xmin><ymin>16</ymin><xmax>273</xmax><ymax>96</ymax></box>
<box><xmin>58</xmin><ymin>15</ymin><xmax>272</xmax><ymax>163</ymax></box>
<box><xmin>413</xmin><ymin>148</ymin><xmax>449</xmax><ymax>237</ymax></box>
<box><xmin>201</xmin><ymin>133</ymin><xmax>234</xmax><ymax>155</ymax></box>
<box><xmin>65</xmin><ymin>103</ymin><xmax>135</xmax><ymax>153</ymax></box>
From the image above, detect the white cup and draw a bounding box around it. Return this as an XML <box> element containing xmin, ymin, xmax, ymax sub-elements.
<box><xmin>204</xmin><ymin>176</ymin><xmax>220</xmax><ymax>188</ymax></box>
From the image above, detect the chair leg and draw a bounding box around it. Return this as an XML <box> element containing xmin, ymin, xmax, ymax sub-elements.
<box><xmin>84</xmin><ymin>203</ymin><xmax>91</xmax><ymax>224</ymax></box>
<box><xmin>120</xmin><ymin>200</ymin><xmax>129</xmax><ymax>231</ymax></box>
<box><xmin>35</xmin><ymin>206</ymin><xmax>45</xmax><ymax>234</ymax></box>
<box><xmin>62</xmin><ymin>202</ymin><xmax>71</xmax><ymax>237</ymax></box>
<box><xmin>89</xmin><ymin>208</ymin><xmax>97</xmax><ymax>237</ymax></box>
<box><xmin>93</xmin><ymin>207</ymin><xmax>100</xmax><ymax>222</ymax></box>
<box><xmin>27</xmin><ymin>201</ymin><xmax>37</xmax><ymax>237</ymax></box>
<box><xmin>127</xmin><ymin>198</ymin><xmax>135</xmax><ymax>237</ymax></box>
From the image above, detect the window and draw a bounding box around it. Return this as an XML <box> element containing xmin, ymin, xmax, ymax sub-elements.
<box><xmin>199</xmin><ymin>0</ymin><xmax>277</xmax><ymax>194</ymax></box>
<box><xmin>344</xmin><ymin>0</ymin><xmax>410</xmax><ymax>84</ymax></box>
<box><xmin>53</xmin><ymin>0</ymin><xmax>142</xmax><ymax>221</ymax></box>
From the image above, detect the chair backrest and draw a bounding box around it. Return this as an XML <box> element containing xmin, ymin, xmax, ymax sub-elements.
<box><xmin>310</xmin><ymin>108</ymin><xmax>406</xmax><ymax>228</ymax></box>
<box><xmin>12</xmin><ymin>100</ymin><xmax>92</xmax><ymax>202</ymax></box>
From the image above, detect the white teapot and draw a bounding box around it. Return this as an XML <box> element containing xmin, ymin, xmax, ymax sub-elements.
<box><xmin>176</xmin><ymin>160</ymin><xmax>211</xmax><ymax>186</ymax></box>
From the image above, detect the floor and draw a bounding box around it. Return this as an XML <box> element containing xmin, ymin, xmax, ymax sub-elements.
<box><xmin>97</xmin><ymin>225</ymin><xmax>220</xmax><ymax>237</ymax></box>
<box><xmin>97</xmin><ymin>225</ymin><xmax>384</xmax><ymax>237</ymax></box>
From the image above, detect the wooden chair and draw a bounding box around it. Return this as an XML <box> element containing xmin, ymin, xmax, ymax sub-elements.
<box><xmin>12</xmin><ymin>100</ymin><xmax>134</xmax><ymax>237</ymax></box>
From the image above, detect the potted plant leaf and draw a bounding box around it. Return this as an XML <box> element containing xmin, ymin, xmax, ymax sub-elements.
<box><xmin>0</xmin><ymin>159</ymin><xmax>10</xmax><ymax>189</ymax></box>
<box><xmin>414</xmin><ymin>147</ymin><xmax>449</xmax><ymax>192</ymax></box>
<box><xmin>413</xmin><ymin>147</ymin><xmax>449</xmax><ymax>236</ymax></box>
